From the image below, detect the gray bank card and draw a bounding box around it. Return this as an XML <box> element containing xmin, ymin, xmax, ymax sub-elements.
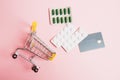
<box><xmin>78</xmin><ymin>32</ymin><xmax>105</xmax><ymax>52</ymax></box>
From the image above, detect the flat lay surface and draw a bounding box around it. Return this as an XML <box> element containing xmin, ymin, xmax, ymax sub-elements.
<box><xmin>0</xmin><ymin>0</ymin><xmax>120</xmax><ymax>80</ymax></box>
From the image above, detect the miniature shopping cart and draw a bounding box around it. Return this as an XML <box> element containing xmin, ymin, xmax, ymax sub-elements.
<box><xmin>12</xmin><ymin>22</ymin><xmax>56</xmax><ymax>73</ymax></box>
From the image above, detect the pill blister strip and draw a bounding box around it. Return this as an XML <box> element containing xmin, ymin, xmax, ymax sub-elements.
<box><xmin>49</xmin><ymin>7</ymin><xmax>72</xmax><ymax>24</ymax></box>
<box><xmin>61</xmin><ymin>28</ymin><xmax>88</xmax><ymax>52</ymax></box>
<box><xmin>51</xmin><ymin>24</ymin><xmax>88</xmax><ymax>52</ymax></box>
<box><xmin>51</xmin><ymin>24</ymin><xmax>76</xmax><ymax>47</ymax></box>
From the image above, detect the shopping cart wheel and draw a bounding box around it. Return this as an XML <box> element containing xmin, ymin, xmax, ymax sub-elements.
<box><xmin>32</xmin><ymin>66</ymin><xmax>39</xmax><ymax>73</ymax></box>
<box><xmin>34</xmin><ymin>68</ymin><xmax>39</xmax><ymax>73</ymax></box>
<box><xmin>12</xmin><ymin>54</ymin><xmax>17</xmax><ymax>59</ymax></box>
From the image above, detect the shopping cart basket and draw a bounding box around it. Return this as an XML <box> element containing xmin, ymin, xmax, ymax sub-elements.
<box><xmin>12</xmin><ymin>22</ymin><xmax>56</xmax><ymax>73</ymax></box>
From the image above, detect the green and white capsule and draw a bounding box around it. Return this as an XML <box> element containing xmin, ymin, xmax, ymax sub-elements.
<box><xmin>64</xmin><ymin>17</ymin><xmax>67</xmax><ymax>23</ymax></box>
<box><xmin>63</xmin><ymin>8</ymin><xmax>66</xmax><ymax>15</ymax></box>
<box><xmin>60</xmin><ymin>9</ymin><xmax>62</xmax><ymax>15</ymax></box>
<box><xmin>68</xmin><ymin>16</ymin><xmax>72</xmax><ymax>23</ymax></box>
<box><xmin>52</xmin><ymin>17</ymin><xmax>55</xmax><ymax>24</ymax></box>
<box><xmin>56</xmin><ymin>9</ymin><xmax>58</xmax><ymax>15</ymax></box>
<box><xmin>67</xmin><ymin>7</ymin><xmax>71</xmax><ymax>14</ymax></box>
<box><xmin>60</xmin><ymin>17</ymin><xmax>63</xmax><ymax>23</ymax></box>
<box><xmin>56</xmin><ymin>17</ymin><xmax>59</xmax><ymax>23</ymax></box>
<box><xmin>51</xmin><ymin>9</ymin><xmax>55</xmax><ymax>15</ymax></box>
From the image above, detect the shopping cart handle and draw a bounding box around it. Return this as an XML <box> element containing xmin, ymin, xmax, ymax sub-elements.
<box><xmin>31</xmin><ymin>21</ymin><xmax>37</xmax><ymax>32</ymax></box>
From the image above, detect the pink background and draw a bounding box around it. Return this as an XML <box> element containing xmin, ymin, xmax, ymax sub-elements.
<box><xmin>0</xmin><ymin>0</ymin><xmax>120</xmax><ymax>80</ymax></box>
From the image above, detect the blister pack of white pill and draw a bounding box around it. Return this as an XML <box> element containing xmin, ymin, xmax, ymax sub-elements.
<box><xmin>61</xmin><ymin>28</ymin><xmax>88</xmax><ymax>52</ymax></box>
<box><xmin>51</xmin><ymin>23</ymin><xmax>88</xmax><ymax>52</ymax></box>
<box><xmin>51</xmin><ymin>23</ymin><xmax>76</xmax><ymax>47</ymax></box>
